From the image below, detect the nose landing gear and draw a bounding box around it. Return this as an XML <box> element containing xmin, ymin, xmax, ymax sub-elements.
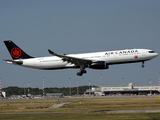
<box><xmin>141</xmin><ymin>61</ymin><xmax>145</xmax><ymax>68</ymax></box>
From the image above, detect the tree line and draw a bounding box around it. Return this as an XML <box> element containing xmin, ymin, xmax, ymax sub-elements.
<box><xmin>2</xmin><ymin>86</ymin><xmax>91</xmax><ymax>97</ymax></box>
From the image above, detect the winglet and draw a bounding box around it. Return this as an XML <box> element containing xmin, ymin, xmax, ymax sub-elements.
<box><xmin>48</xmin><ymin>49</ymin><xmax>65</xmax><ymax>58</ymax></box>
<box><xmin>48</xmin><ymin>49</ymin><xmax>54</xmax><ymax>54</ymax></box>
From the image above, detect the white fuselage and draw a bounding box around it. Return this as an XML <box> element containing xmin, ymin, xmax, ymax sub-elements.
<box><xmin>9</xmin><ymin>49</ymin><xmax>158</xmax><ymax>70</ymax></box>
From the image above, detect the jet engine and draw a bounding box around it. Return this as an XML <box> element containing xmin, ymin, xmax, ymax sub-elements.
<box><xmin>89</xmin><ymin>61</ymin><xmax>109</xmax><ymax>69</ymax></box>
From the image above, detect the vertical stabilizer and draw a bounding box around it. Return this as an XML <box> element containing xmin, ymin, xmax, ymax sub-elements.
<box><xmin>4</xmin><ymin>40</ymin><xmax>33</xmax><ymax>60</ymax></box>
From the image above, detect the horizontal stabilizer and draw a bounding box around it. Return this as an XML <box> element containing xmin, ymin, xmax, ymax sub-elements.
<box><xmin>3</xmin><ymin>59</ymin><xmax>23</xmax><ymax>65</ymax></box>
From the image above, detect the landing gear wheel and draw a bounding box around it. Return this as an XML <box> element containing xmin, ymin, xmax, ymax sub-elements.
<box><xmin>142</xmin><ymin>64</ymin><xmax>145</xmax><ymax>68</ymax></box>
<box><xmin>77</xmin><ymin>72</ymin><xmax>83</xmax><ymax>76</ymax></box>
<box><xmin>81</xmin><ymin>69</ymin><xmax>87</xmax><ymax>74</ymax></box>
<box><xmin>77</xmin><ymin>69</ymin><xmax>87</xmax><ymax>76</ymax></box>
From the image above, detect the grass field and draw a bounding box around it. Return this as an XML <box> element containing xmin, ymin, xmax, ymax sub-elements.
<box><xmin>1</xmin><ymin>113</ymin><xmax>160</xmax><ymax>120</ymax></box>
<box><xmin>0</xmin><ymin>97</ymin><xmax>160</xmax><ymax>120</ymax></box>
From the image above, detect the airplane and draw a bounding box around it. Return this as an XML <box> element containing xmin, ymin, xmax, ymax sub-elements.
<box><xmin>3</xmin><ymin>40</ymin><xmax>158</xmax><ymax>76</ymax></box>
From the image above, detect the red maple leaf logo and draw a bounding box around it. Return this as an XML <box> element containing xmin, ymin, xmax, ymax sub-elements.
<box><xmin>13</xmin><ymin>49</ymin><xmax>20</xmax><ymax>55</ymax></box>
<box><xmin>11</xmin><ymin>47</ymin><xmax>22</xmax><ymax>58</ymax></box>
<box><xmin>134</xmin><ymin>56</ymin><xmax>138</xmax><ymax>59</ymax></box>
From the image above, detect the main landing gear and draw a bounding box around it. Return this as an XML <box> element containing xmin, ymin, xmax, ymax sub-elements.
<box><xmin>77</xmin><ymin>69</ymin><xmax>87</xmax><ymax>76</ymax></box>
<box><xmin>141</xmin><ymin>61</ymin><xmax>145</xmax><ymax>68</ymax></box>
<box><xmin>77</xmin><ymin>65</ymin><xmax>87</xmax><ymax>76</ymax></box>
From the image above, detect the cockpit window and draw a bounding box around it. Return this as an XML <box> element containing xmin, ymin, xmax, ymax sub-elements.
<box><xmin>148</xmin><ymin>51</ymin><xmax>155</xmax><ymax>53</ymax></box>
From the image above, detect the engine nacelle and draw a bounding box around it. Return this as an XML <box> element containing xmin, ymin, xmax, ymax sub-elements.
<box><xmin>89</xmin><ymin>61</ymin><xmax>109</xmax><ymax>69</ymax></box>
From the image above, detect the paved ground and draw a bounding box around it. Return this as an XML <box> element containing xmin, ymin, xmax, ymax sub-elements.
<box><xmin>105</xmin><ymin>109</ymin><xmax>160</xmax><ymax>114</ymax></box>
<box><xmin>0</xmin><ymin>109</ymin><xmax>160</xmax><ymax>114</ymax></box>
<box><xmin>49</xmin><ymin>102</ymin><xmax>70</xmax><ymax>108</ymax></box>
<box><xmin>0</xmin><ymin>95</ymin><xmax>158</xmax><ymax>101</ymax></box>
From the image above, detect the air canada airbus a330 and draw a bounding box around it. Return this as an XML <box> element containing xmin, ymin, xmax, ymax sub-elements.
<box><xmin>4</xmin><ymin>40</ymin><xmax>158</xmax><ymax>76</ymax></box>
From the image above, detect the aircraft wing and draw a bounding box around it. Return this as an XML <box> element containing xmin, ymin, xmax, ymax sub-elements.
<box><xmin>3</xmin><ymin>59</ymin><xmax>23</xmax><ymax>65</ymax></box>
<box><xmin>48</xmin><ymin>49</ymin><xmax>92</xmax><ymax>65</ymax></box>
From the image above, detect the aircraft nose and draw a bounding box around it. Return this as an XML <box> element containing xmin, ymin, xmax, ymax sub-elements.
<box><xmin>153</xmin><ymin>52</ymin><xmax>158</xmax><ymax>58</ymax></box>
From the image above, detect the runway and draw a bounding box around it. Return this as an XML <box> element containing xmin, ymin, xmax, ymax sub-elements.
<box><xmin>106</xmin><ymin>109</ymin><xmax>160</xmax><ymax>114</ymax></box>
<box><xmin>0</xmin><ymin>109</ymin><xmax>160</xmax><ymax>114</ymax></box>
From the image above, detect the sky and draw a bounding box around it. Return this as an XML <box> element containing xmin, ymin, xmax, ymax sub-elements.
<box><xmin>0</xmin><ymin>0</ymin><xmax>160</xmax><ymax>89</ymax></box>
